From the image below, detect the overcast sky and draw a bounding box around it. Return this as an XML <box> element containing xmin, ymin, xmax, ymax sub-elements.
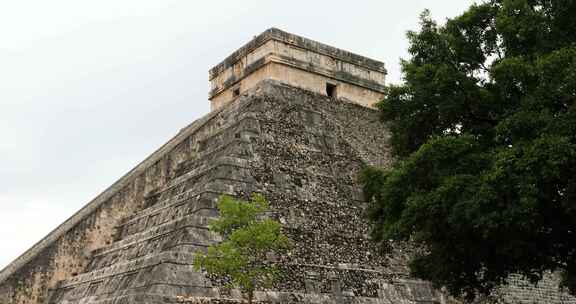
<box><xmin>0</xmin><ymin>0</ymin><xmax>476</xmax><ymax>270</ymax></box>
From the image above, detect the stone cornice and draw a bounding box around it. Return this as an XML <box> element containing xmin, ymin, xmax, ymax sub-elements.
<box><xmin>208</xmin><ymin>28</ymin><xmax>387</xmax><ymax>80</ymax></box>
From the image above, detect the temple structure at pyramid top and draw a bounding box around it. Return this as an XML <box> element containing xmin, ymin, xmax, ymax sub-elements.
<box><xmin>208</xmin><ymin>28</ymin><xmax>387</xmax><ymax>110</ymax></box>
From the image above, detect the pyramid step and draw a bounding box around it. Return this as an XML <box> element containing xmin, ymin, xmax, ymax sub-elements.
<box><xmin>114</xmin><ymin>204</ymin><xmax>218</xmax><ymax>244</ymax></box>
<box><xmin>116</xmin><ymin>173</ymin><xmax>257</xmax><ymax>240</ymax></box>
<box><xmin>170</xmin><ymin>139</ymin><xmax>255</xmax><ymax>183</ymax></box>
<box><xmin>87</xmin><ymin>217</ymin><xmax>219</xmax><ymax>273</ymax></box>
<box><xmin>49</xmin><ymin>251</ymin><xmax>216</xmax><ymax>304</ymax></box>
<box><xmin>138</xmin><ymin>157</ymin><xmax>254</xmax><ymax>217</ymax></box>
<box><xmin>188</xmin><ymin>112</ymin><xmax>260</xmax><ymax>159</ymax></box>
<box><xmin>156</xmin><ymin>151</ymin><xmax>254</xmax><ymax>202</ymax></box>
<box><xmin>99</xmin><ymin>213</ymin><xmax>216</xmax><ymax>252</ymax></box>
<box><xmin>116</xmin><ymin>191</ymin><xmax>218</xmax><ymax>241</ymax></box>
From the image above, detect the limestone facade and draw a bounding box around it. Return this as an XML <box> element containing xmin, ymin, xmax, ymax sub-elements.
<box><xmin>209</xmin><ymin>28</ymin><xmax>387</xmax><ymax>110</ymax></box>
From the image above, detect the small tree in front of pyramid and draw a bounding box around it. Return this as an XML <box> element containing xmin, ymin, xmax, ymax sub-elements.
<box><xmin>194</xmin><ymin>194</ymin><xmax>291</xmax><ymax>304</ymax></box>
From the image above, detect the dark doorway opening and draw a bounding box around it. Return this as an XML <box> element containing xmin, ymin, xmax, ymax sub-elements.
<box><xmin>326</xmin><ymin>83</ymin><xmax>337</xmax><ymax>98</ymax></box>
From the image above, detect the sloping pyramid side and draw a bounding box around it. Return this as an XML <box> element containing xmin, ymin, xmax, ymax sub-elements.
<box><xmin>2</xmin><ymin>80</ymin><xmax>570</xmax><ymax>304</ymax></box>
<box><xmin>35</xmin><ymin>80</ymin><xmax>451</xmax><ymax>304</ymax></box>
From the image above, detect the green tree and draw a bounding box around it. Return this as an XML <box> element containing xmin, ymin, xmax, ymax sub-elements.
<box><xmin>362</xmin><ymin>0</ymin><xmax>576</xmax><ymax>300</ymax></box>
<box><xmin>194</xmin><ymin>194</ymin><xmax>290</xmax><ymax>304</ymax></box>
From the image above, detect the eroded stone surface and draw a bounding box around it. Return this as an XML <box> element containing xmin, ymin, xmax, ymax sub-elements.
<box><xmin>0</xmin><ymin>81</ymin><xmax>573</xmax><ymax>304</ymax></box>
<box><xmin>208</xmin><ymin>28</ymin><xmax>387</xmax><ymax>110</ymax></box>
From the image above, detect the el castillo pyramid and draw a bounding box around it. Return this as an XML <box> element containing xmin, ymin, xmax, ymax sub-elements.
<box><xmin>1</xmin><ymin>28</ymin><xmax>575</xmax><ymax>304</ymax></box>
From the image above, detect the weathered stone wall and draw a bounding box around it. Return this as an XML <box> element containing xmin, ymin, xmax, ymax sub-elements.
<box><xmin>1</xmin><ymin>80</ymin><xmax>573</xmax><ymax>304</ymax></box>
<box><xmin>486</xmin><ymin>273</ymin><xmax>576</xmax><ymax>304</ymax></box>
<box><xmin>210</xmin><ymin>62</ymin><xmax>385</xmax><ymax>111</ymax></box>
<box><xmin>0</xmin><ymin>107</ymin><xmax>223</xmax><ymax>304</ymax></box>
<box><xmin>209</xmin><ymin>29</ymin><xmax>386</xmax><ymax>83</ymax></box>
<box><xmin>208</xmin><ymin>28</ymin><xmax>386</xmax><ymax>110</ymax></box>
<box><xmin>0</xmin><ymin>81</ymin><xmax>442</xmax><ymax>304</ymax></box>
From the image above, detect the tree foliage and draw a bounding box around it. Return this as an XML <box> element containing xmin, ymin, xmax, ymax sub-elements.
<box><xmin>194</xmin><ymin>194</ymin><xmax>290</xmax><ymax>304</ymax></box>
<box><xmin>363</xmin><ymin>0</ymin><xmax>576</xmax><ymax>299</ymax></box>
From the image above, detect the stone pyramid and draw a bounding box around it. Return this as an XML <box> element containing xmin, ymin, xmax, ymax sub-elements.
<box><xmin>0</xmin><ymin>81</ymin><xmax>448</xmax><ymax>304</ymax></box>
<box><xmin>1</xmin><ymin>29</ymin><xmax>575</xmax><ymax>304</ymax></box>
